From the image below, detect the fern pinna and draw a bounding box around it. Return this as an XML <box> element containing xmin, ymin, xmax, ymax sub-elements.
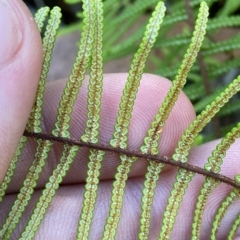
<box><xmin>0</xmin><ymin>0</ymin><xmax>240</xmax><ymax>239</ymax></box>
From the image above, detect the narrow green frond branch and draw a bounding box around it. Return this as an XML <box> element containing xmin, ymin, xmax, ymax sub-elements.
<box><xmin>139</xmin><ymin>2</ymin><xmax>208</xmax><ymax>239</ymax></box>
<box><xmin>18</xmin><ymin>2</ymin><xmax>95</xmax><ymax>238</ymax></box>
<box><xmin>211</xmin><ymin>188</ymin><xmax>240</xmax><ymax>239</ymax></box>
<box><xmin>192</xmin><ymin>122</ymin><xmax>240</xmax><ymax>238</ymax></box>
<box><xmin>141</xmin><ymin>1</ymin><xmax>208</xmax><ymax>155</ymax></box>
<box><xmin>159</xmin><ymin>170</ymin><xmax>195</xmax><ymax>240</ymax></box>
<box><xmin>77</xmin><ymin>149</ymin><xmax>105</xmax><ymax>240</ymax></box>
<box><xmin>159</xmin><ymin>71</ymin><xmax>240</xmax><ymax>240</ymax></box>
<box><xmin>110</xmin><ymin>1</ymin><xmax>166</xmax><ymax>150</ymax></box>
<box><xmin>34</xmin><ymin>6</ymin><xmax>50</xmax><ymax>32</ymax></box>
<box><xmin>0</xmin><ymin>6</ymin><xmax>53</xmax><ymax>204</ymax></box>
<box><xmin>1</xmin><ymin>1</ymin><xmax>240</xmax><ymax>238</ymax></box>
<box><xmin>228</xmin><ymin>214</ymin><xmax>240</xmax><ymax>239</ymax></box>
<box><xmin>19</xmin><ymin>145</ymin><xmax>79</xmax><ymax>240</ymax></box>
<box><xmin>77</xmin><ymin>1</ymin><xmax>105</xmax><ymax>238</ymax></box>
<box><xmin>0</xmin><ymin>7</ymin><xmax>62</xmax><ymax>239</ymax></box>
<box><xmin>102</xmin><ymin>155</ymin><xmax>136</xmax><ymax>240</ymax></box>
<box><xmin>191</xmin><ymin>177</ymin><xmax>220</xmax><ymax>239</ymax></box>
<box><xmin>103</xmin><ymin>3</ymin><xmax>166</xmax><ymax>239</ymax></box>
<box><xmin>0</xmin><ymin>140</ymin><xmax>52</xmax><ymax>239</ymax></box>
<box><xmin>81</xmin><ymin>0</ymin><xmax>103</xmax><ymax>144</ymax></box>
<box><xmin>0</xmin><ymin>137</ymin><xmax>27</xmax><ymax>202</ymax></box>
<box><xmin>52</xmin><ymin>0</ymin><xmax>95</xmax><ymax>138</ymax></box>
<box><xmin>139</xmin><ymin>161</ymin><xmax>164</xmax><ymax>240</ymax></box>
<box><xmin>173</xmin><ymin>76</ymin><xmax>240</xmax><ymax>163</ymax></box>
<box><xmin>27</xmin><ymin>7</ymin><xmax>62</xmax><ymax>133</ymax></box>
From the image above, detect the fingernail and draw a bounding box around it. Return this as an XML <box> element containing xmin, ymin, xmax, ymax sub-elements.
<box><xmin>0</xmin><ymin>0</ymin><xmax>23</xmax><ymax>65</ymax></box>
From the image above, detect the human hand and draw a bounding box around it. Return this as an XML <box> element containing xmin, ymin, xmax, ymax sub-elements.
<box><xmin>0</xmin><ymin>1</ymin><xmax>240</xmax><ymax>239</ymax></box>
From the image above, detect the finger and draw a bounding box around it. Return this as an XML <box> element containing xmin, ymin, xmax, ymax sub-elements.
<box><xmin>1</xmin><ymin>138</ymin><xmax>240</xmax><ymax>240</ymax></box>
<box><xmin>0</xmin><ymin>0</ymin><xmax>42</xmax><ymax>181</ymax></box>
<box><xmin>8</xmin><ymin>73</ymin><xmax>196</xmax><ymax>192</ymax></box>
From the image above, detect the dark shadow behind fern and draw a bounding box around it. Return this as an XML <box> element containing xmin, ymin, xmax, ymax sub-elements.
<box><xmin>0</xmin><ymin>0</ymin><xmax>240</xmax><ymax>239</ymax></box>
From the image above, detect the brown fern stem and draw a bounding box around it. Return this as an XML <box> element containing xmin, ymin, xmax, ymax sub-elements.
<box><xmin>23</xmin><ymin>130</ymin><xmax>240</xmax><ymax>189</ymax></box>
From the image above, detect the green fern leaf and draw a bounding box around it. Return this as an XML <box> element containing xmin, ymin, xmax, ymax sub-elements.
<box><xmin>228</xmin><ymin>215</ymin><xmax>240</xmax><ymax>239</ymax></box>
<box><xmin>0</xmin><ymin>136</ymin><xmax>27</xmax><ymax>202</ymax></box>
<box><xmin>18</xmin><ymin>0</ymin><xmax>95</xmax><ymax>237</ymax></box>
<box><xmin>0</xmin><ymin>6</ymin><xmax>51</xmax><ymax>204</ymax></box>
<box><xmin>192</xmin><ymin>122</ymin><xmax>240</xmax><ymax>238</ymax></box>
<box><xmin>160</xmin><ymin>68</ymin><xmax>240</xmax><ymax>240</ymax></box>
<box><xmin>0</xmin><ymin>7</ymin><xmax>61</xmax><ymax>239</ymax></box>
<box><xmin>139</xmin><ymin>4</ymin><xmax>209</xmax><ymax>236</ymax></box>
<box><xmin>77</xmin><ymin>0</ymin><xmax>104</xmax><ymax>238</ymax></box>
<box><xmin>211</xmin><ymin>188</ymin><xmax>240</xmax><ymax>239</ymax></box>
<box><xmin>103</xmin><ymin>3</ymin><xmax>166</xmax><ymax>239</ymax></box>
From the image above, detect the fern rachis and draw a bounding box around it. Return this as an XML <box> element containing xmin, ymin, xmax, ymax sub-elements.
<box><xmin>0</xmin><ymin>1</ymin><xmax>240</xmax><ymax>239</ymax></box>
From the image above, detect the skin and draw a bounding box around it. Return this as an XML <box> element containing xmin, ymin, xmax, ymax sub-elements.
<box><xmin>0</xmin><ymin>0</ymin><xmax>240</xmax><ymax>239</ymax></box>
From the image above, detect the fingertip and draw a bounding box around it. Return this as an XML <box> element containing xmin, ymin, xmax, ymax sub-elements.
<box><xmin>0</xmin><ymin>0</ymin><xmax>42</xmax><ymax>180</ymax></box>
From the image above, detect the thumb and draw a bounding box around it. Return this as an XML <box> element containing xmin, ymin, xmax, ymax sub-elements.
<box><xmin>0</xmin><ymin>0</ymin><xmax>42</xmax><ymax>181</ymax></box>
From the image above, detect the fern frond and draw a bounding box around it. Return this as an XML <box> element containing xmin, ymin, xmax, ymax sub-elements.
<box><xmin>202</xmin><ymin>33</ymin><xmax>240</xmax><ymax>56</ymax></box>
<box><xmin>218</xmin><ymin>99</ymin><xmax>240</xmax><ymax>117</ymax></box>
<box><xmin>192</xmin><ymin>122</ymin><xmax>240</xmax><ymax>238</ymax></box>
<box><xmin>211</xmin><ymin>188</ymin><xmax>240</xmax><ymax>239</ymax></box>
<box><xmin>27</xmin><ymin>7</ymin><xmax>62</xmax><ymax>133</ymax></box>
<box><xmin>103</xmin><ymin>154</ymin><xmax>137</xmax><ymax>239</ymax></box>
<box><xmin>103</xmin><ymin>13</ymin><xmax>141</xmax><ymax>50</ymax></box>
<box><xmin>104</xmin><ymin>0</ymin><xmax>159</xmax><ymax>39</ymax></box>
<box><xmin>155</xmin><ymin>33</ymin><xmax>191</xmax><ymax>48</ymax></box>
<box><xmin>103</xmin><ymin>23</ymin><xmax>146</xmax><ymax>61</ymax></box>
<box><xmin>77</xmin><ymin>149</ymin><xmax>105</xmax><ymax>239</ymax></box>
<box><xmin>0</xmin><ymin>136</ymin><xmax>27</xmax><ymax>202</ymax></box>
<box><xmin>205</xmin><ymin>122</ymin><xmax>240</xmax><ymax>173</ymax></box>
<box><xmin>0</xmin><ymin>7</ymin><xmax>53</xmax><ymax>204</ymax></box>
<box><xmin>161</xmin><ymin>9</ymin><xmax>187</xmax><ymax>27</ymax></box>
<box><xmin>141</xmin><ymin>1</ymin><xmax>208</xmax><ymax>155</ymax></box>
<box><xmin>139</xmin><ymin>161</ymin><xmax>164</xmax><ymax>240</ymax></box>
<box><xmin>19</xmin><ymin>144</ymin><xmax>79</xmax><ymax>240</ymax></box>
<box><xmin>228</xmin><ymin>214</ymin><xmax>240</xmax><ymax>239</ymax></box>
<box><xmin>34</xmin><ymin>6</ymin><xmax>50</xmax><ymax>32</ymax></box>
<box><xmin>18</xmin><ymin>1</ymin><xmax>94</xmax><ymax>238</ymax></box>
<box><xmin>0</xmin><ymin>7</ymin><xmax>62</xmax><ymax>239</ymax></box>
<box><xmin>194</xmin><ymin>85</ymin><xmax>226</xmax><ymax>113</ymax></box>
<box><xmin>102</xmin><ymin>0</ymin><xmax>119</xmax><ymax>12</ymax></box>
<box><xmin>81</xmin><ymin>1</ymin><xmax>103</xmax><ymax>144</ymax></box>
<box><xmin>207</xmin><ymin>16</ymin><xmax>240</xmax><ymax>30</ymax></box>
<box><xmin>217</xmin><ymin>0</ymin><xmax>240</xmax><ymax>17</ymax></box>
<box><xmin>0</xmin><ymin>140</ymin><xmax>52</xmax><ymax>239</ymax></box>
<box><xmin>173</xmin><ymin>76</ymin><xmax>240</xmax><ymax>163</ymax></box>
<box><xmin>52</xmin><ymin>0</ymin><xmax>95</xmax><ymax>138</ymax></box>
<box><xmin>159</xmin><ymin>71</ymin><xmax>240</xmax><ymax>240</ymax></box>
<box><xmin>139</xmin><ymin>3</ymin><xmax>209</xmax><ymax>237</ymax></box>
<box><xmin>1</xmin><ymin>0</ymin><xmax>240</xmax><ymax>238</ymax></box>
<box><xmin>77</xmin><ymin>0</ymin><xmax>104</xmax><ymax>238</ymax></box>
<box><xmin>155</xmin><ymin>65</ymin><xmax>200</xmax><ymax>81</ymax></box>
<box><xmin>192</xmin><ymin>177</ymin><xmax>220</xmax><ymax>239</ymax></box>
<box><xmin>110</xmin><ymin>2</ymin><xmax>166</xmax><ymax>150</ymax></box>
<box><xmin>187</xmin><ymin>72</ymin><xmax>202</xmax><ymax>83</ymax></box>
<box><xmin>161</xmin><ymin>169</ymin><xmax>196</xmax><ymax>239</ymax></box>
<box><xmin>102</xmin><ymin>3</ymin><xmax>166</xmax><ymax>240</ymax></box>
<box><xmin>183</xmin><ymin>82</ymin><xmax>205</xmax><ymax>101</ymax></box>
<box><xmin>208</xmin><ymin>57</ymin><xmax>240</xmax><ymax>79</ymax></box>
